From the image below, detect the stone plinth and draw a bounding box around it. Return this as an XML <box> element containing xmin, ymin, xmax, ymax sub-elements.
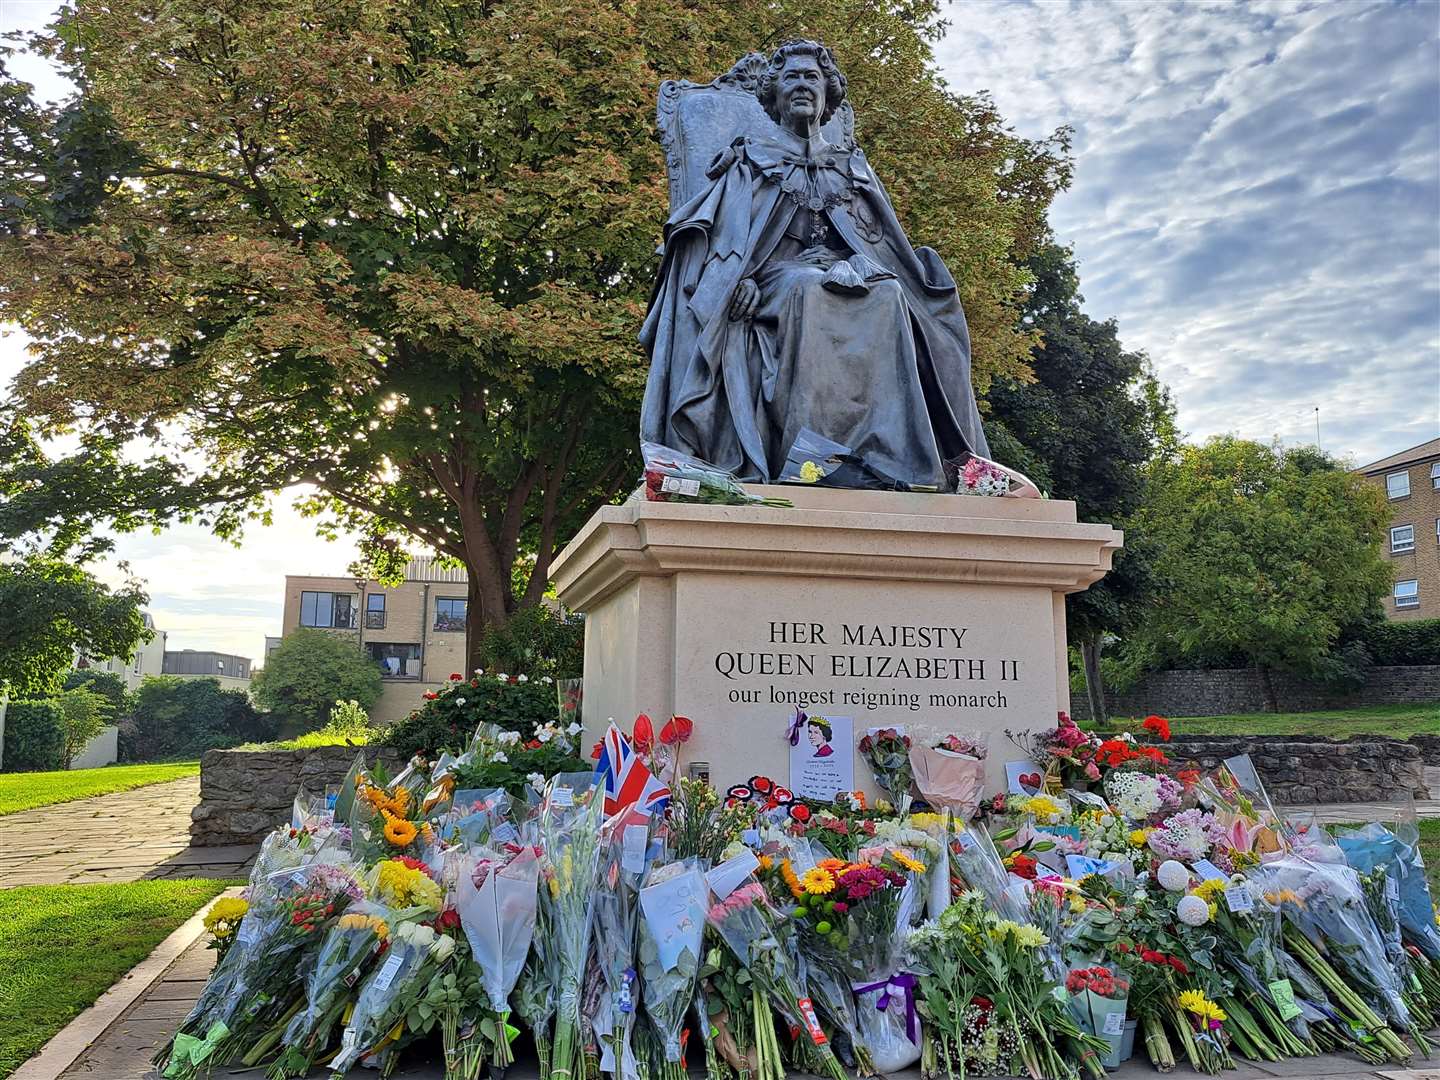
<box><xmin>552</xmin><ymin>487</ymin><xmax>1121</xmax><ymax>796</ymax></box>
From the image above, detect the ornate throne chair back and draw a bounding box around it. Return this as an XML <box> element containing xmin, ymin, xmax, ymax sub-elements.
<box><xmin>656</xmin><ymin>52</ymin><xmax>856</xmax><ymax>209</ymax></box>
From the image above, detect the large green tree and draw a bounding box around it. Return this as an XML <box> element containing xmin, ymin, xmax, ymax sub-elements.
<box><xmin>985</xmin><ymin>242</ymin><xmax>1177</xmax><ymax>720</ymax></box>
<box><xmin>1123</xmin><ymin>437</ymin><xmax>1391</xmax><ymax>710</ymax></box>
<box><xmin>0</xmin><ymin>0</ymin><xmax>1070</xmax><ymax>670</ymax></box>
<box><xmin>251</xmin><ymin>628</ymin><xmax>384</xmax><ymax>732</ymax></box>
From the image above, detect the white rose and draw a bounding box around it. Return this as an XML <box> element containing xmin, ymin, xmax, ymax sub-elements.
<box><xmin>474</xmin><ymin>668</ymin><xmax>485</xmax><ymax>676</ymax></box>
<box><xmin>455</xmin><ymin>697</ymin><xmax>466</xmax><ymax>706</ymax></box>
<box><xmin>431</xmin><ymin>935</ymin><xmax>456</xmax><ymax>961</ymax></box>
<box><xmin>1177</xmin><ymin>895</ymin><xmax>1210</xmax><ymax>926</ymax></box>
<box><xmin>497</xmin><ymin>673</ymin><xmax>509</xmax><ymax>682</ymax></box>
<box><xmin>1157</xmin><ymin>860</ymin><xmax>1191</xmax><ymax>892</ymax></box>
<box><xmin>527</xmin><ymin>772</ymin><xmax>545</xmax><ymax>789</ymax></box>
<box><xmin>492</xmin><ymin>751</ymin><xmax>508</xmax><ymax>764</ymax></box>
<box><xmin>517</xmin><ymin>674</ymin><xmax>528</xmax><ymax>683</ymax></box>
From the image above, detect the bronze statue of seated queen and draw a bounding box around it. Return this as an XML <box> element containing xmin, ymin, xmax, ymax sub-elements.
<box><xmin>640</xmin><ymin>41</ymin><xmax>996</xmax><ymax>491</ymax></box>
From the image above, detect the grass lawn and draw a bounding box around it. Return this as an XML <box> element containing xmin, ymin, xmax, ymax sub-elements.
<box><xmin>0</xmin><ymin>762</ymin><xmax>200</xmax><ymax>816</ymax></box>
<box><xmin>1419</xmin><ymin>820</ymin><xmax>1440</xmax><ymax>894</ymax></box>
<box><xmin>0</xmin><ymin>880</ymin><xmax>227</xmax><ymax>1078</ymax></box>
<box><xmin>1106</xmin><ymin>703</ymin><xmax>1440</xmax><ymax>739</ymax></box>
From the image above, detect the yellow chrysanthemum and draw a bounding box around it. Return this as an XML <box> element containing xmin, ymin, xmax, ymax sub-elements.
<box><xmin>1177</xmin><ymin>990</ymin><xmax>1227</xmax><ymax>1023</ymax></box>
<box><xmin>1191</xmin><ymin>879</ymin><xmax>1228</xmax><ymax>903</ymax></box>
<box><xmin>891</xmin><ymin>850</ymin><xmax>927</xmax><ymax>874</ymax></box>
<box><xmin>799</xmin><ymin>460</ymin><xmax>824</xmax><ymax>483</ymax></box>
<box><xmin>383</xmin><ymin>814</ymin><xmax>418</xmax><ymax>848</ymax></box>
<box><xmin>1017</xmin><ymin>795</ymin><xmax>1064</xmax><ymax>824</ymax></box>
<box><xmin>1129</xmin><ymin>828</ymin><xmax>1150</xmax><ymax>847</ymax></box>
<box><xmin>800</xmin><ymin>867</ymin><xmax>837</xmax><ymax>895</ymax></box>
<box><xmin>780</xmin><ymin>859</ymin><xmax>805</xmax><ymax>900</ymax></box>
<box><xmin>204</xmin><ymin>897</ymin><xmax>249</xmax><ymax>937</ymax></box>
<box><xmin>1011</xmin><ymin>925</ymin><xmax>1050</xmax><ymax>949</ymax></box>
<box><xmin>376</xmin><ymin>860</ymin><xmax>442</xmax><ymax>911</ymax></box>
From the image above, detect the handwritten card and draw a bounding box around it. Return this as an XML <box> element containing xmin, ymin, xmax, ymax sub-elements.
<box><xmin>789</xmin><ymin>715</ymin><xmax>853</xmax><ymax>800</ymax></box>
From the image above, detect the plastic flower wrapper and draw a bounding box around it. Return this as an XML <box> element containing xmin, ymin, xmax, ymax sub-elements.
<box><xmin>592</xmin><ymin>813</ymin><xmax>655</xmax><ymax>1080</ymax></box>
<box><xmin>641</xmin><ymin>442</ymin><xmax>792</xmax><ymax>507</ymax></box>
<box><xmin>1064</xmin><ymin>960</ymin><xmax>1130</xmax><ymax>1069</ymax></box>
<box><xmin>1252</xmin><ymin>854</ymin><xmax>1415</xmax><ymax>1062</ymax></box>
<box><xmin>267</xmin><ymin>900</ymin><xmax>397</xmax><ymax>1079</ymax></box>
<box><xmin>159</xmin><ymin>858</ymin><xmax>363</xmax><ymax>1078</ymax></box>
<box><xmin>909</xmin><ymin>736</ymin><xmax>985</xmax><ymax>820</ymax></box>
<box><xmin>948</xmin><ymin>820</ymin><xmax>1030</xmax><ymax>921</ymax></box>
<box><xmin>638</xmin><ymin>857</ymin><xmax>709</xmax><ymax>1077</ymax></box>
<box><xmin>706</xmin><ymin>878</ymin><xmax>847</xmax><ymax>1080</ymax></box>
<box><xmin>1194</xmin><ymin>755</ymin><xmax>1286</xmax><ymax>859</ymax></box>
<box><xmin>537</xmin><ymin>775</ymin><xmax>605</xmax><ymax>1080</ymax></box>
<box><xmin>442</xmin><ymin>788</ymin><xmax>513</xmax><ymax>847</ymax></box>
<box><xmin>857</xmin><ymin>727</ymin><xmax>914</xmax><ymax>813</ymax></box>
<box><xmin>327</xmin><ymin>918</ymin><xmax>457</xmax><ymax>1076</ymax></box>
<box><xmin>455</xmin><ymin>841</ymin><xmax>540</xmax><ymax>1072</ymax></box>
<box><xmin>1337</xmin><ymin>818</ymin><xmax>1440</xmax><ymax>962</ymax></box>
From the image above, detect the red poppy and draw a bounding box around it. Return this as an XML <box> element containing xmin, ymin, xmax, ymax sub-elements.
<box><xmin>632</xmin><ymin>714</ymin><xmax>654</xmax><ymax>754</ymax></box>
<box><xmin>448</xmin><ymin>673</ymin><xmax>463</xmax><ymax>681</ymax></box>
<box><xmin>727</xmin><ymin>785</ymin><xmax>752</xmax><ymax>802</ymax></box>
<box><xmin>750</xmin><ymin>776</ymin><xmax>773</xmax><ymax>794</ymax></box>
<box><xmin>772</xmin><ymin>786</ymin><xmax>793</xmax><ymax>804</ymax></box>
<box><xmin>1142</xmin><ymin>715</ymin><xmax>1171</xmax><ymax>742</ymax></box>
<box><xmin>660</xmin><ymin>715</ymin><xmax>693</xmax><ymax>745</ymax></box>
<box><xmin>788</xmin><ymin>804</ymin><xmax>811</xmax><ymax>823</ymax></box>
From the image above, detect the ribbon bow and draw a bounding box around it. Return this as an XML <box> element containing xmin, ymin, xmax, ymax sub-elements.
<box><xmin>162</xmin><ymin>1021</ymin><xmax>229</xmax><ymax>1077</ymax></box>
<box><xmin>787</xmin><ymin>707</ymin><xmax>807</xmax><ymax>747</ymax></box>
<box><xmin>853</xmin><ymin>972</ymin><xmax>920</xmax><ymax>1044</ymax></box>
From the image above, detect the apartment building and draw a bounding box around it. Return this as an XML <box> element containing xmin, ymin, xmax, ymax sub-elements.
<box><xmin>1356</xmin><ymin>437</ymin><xmax>1440</xmax><ymax>621</ymax></box>
<box><xmin>162</xmin><ymin>649</ymin><xmax>254</xmax><ymax>692</ymax></box>
<box><xmin>279</xmin><ymin>557</ymin><xmax>470</xmax><ymax>723</ymax></box>
<box><xmin>74</xmin><ymin>610</ymin><xmax>167</xmax><ymax>690</ymax></box>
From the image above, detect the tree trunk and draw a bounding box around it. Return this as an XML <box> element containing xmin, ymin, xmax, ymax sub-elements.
<box><xmin>1259</xmin><ymin>665</ymin><xmax>1279</xmax><ymax>713</ymax></box>
<box><xmin>1080</xmin><ymin>633</ymin><xmax>1108</xmax><ymax>726</ymax></box>
<box><xmin>464</xmin><ymin>569</ymin><xmax>512</xmax><ymax>678</ymax></box>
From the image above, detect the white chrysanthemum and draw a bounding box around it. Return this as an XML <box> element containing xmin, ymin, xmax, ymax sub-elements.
<box><xmin>1177</xmin><ymin>894</ymin><xmax>1210</xmax><ymax>926</ymax></box>
<box><xmin>1157</xmin><ymin>860</ymin><xmax>1191</xmax><ymax>892</ymax></box>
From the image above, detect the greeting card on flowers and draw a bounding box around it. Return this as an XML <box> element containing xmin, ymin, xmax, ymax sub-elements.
<box><xmin>639</xmin><ymin>865</ymin><xmax>708</xmax><ymax>971</ymax></box>
<box><xmin>789</xmin><ymin>714</ymin><xmax>853</xmax><ymax>800</ymax></box>
<box><xmin>1005</xmin><ymin>759</ymin><xmax>1044</xmax><ymax>796</ymax></box>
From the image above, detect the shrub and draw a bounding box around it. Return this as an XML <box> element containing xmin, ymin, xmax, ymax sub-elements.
<box><xmin>1</xmin><ymin>699</ymin><xmax>65</xmax><ymax>771</ymax></box>
<box><xmin>383</xmin><ymin>673</ymin><xmax>562</xmax><ymax>759</ymax></box>
<box><xmin>477</xmin><ymin>605</ymin><xmax>584</xmax><ymax>681</ymax></box>
<box><xmin>64</xmin><ymin>669</ymin><xmax>133</xmax><ymax>717</ymax></box>
<box><xmin>120</xmin><ymin>676</ymin><xmax>278</xmax><ymax>761</ymax></box>
<box><xmin>1353</xmin><ymin>618</ymin><xmax>1440</xmax><ymax>667</ymax></box>
<box><xmin>326</xmin><ymin>699</ymin><xmax>376</xmax><ymax>740</ymax></box>
<box><xmin>54</xmin><ymin>686</ymin><xmax>112</xmax><ymax>768</ymax></box>
<box><xmin>250</xmin><ymin>629</ymin><xmax>383</xmax><ymax>733</ymax></box>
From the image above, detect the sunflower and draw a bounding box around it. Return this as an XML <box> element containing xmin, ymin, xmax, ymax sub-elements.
<box><xmin>384</xmin><ymin>815</ymin><xmax>418</xmax><ymax>847</ymax></box>
<box><xmin>757</xmin><ymin>854</ymin><xmax>774</xmax><ymax>871</ymax></box>
<box><xmin>891</xmin><ymin>850</ymin><xmax>926</xmax><ymax>874</ymax></box>
<box><xmin>800</xmin><ymin>867</ymin><xmax>837</xmax><ymax>896</ymax></box>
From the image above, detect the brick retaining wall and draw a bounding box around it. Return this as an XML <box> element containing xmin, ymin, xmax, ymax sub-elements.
<box><xmin>1072</xmin><ymin>665</ymin><xmax>1440</xmax><ymax>720</ymax></box>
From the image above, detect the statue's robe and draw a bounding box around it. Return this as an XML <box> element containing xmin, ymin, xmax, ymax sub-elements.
<box><xmin>639</xmin><ymin>127</ymin><xmax>991</xmax><ymax>486</ymax></box>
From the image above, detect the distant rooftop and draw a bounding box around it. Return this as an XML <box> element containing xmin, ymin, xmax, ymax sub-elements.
<box><xmin>1355</xmin><ymin>437</ymin><xmax>1440</xmax><ymax>475</ymax></box>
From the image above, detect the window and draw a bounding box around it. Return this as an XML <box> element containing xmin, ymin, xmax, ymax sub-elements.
<box><xmin>1387</xmin><ymin>471</ymin><xmax>1410</xmax><ymax>499</ymax></box>
<box><xmin>1432</xmin><ymin>462</ymin><xmax>1440</xmax><ymax>489</ymax></box>
<box><xmin>1395</xmin><ymin>579</ymin><xmax>1420</xmax><ymax>608</ymax></box>
<box><xmin>435</xmin><ymin>597</ymin><xmax>467</xmax><ymax>632</ymax></box>
<box><xmin>366</xmin><ymin>642</ymin><xmax>422</xmax><ymax>679</ymax></box>
<box><xmin>1391</xmin><ymin>524</ymin><xmax>1415</xmax><ymax>554</ymax></box>
<box><xmin>300</xmin><ymin>591</ymin><xmax>356</xmax><ymax>628</ymax></box>
<box><xmin>365</xmin><ymin>592</ymin><xmax>387</xmax><ymax>629</ymax></box>
<box><xmin>216</xmin><ymin>659</ymin><xmax>225</xmax><ymax>672</ymax></box>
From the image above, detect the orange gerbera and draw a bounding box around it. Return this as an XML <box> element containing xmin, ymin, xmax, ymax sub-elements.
<box><xmin>383</xmin><ymin>815</ymin><xmax>418</xmax><ymax>847</ymax></box>
<box><xmin>817</xmin><ymin>858</ymin><xmax>847</xmax><ymax>873</ymax></box>
<box><xmin>780</xmin><ymin>858</ymin><xmax>805</xmax><ymax>900</ymax></box>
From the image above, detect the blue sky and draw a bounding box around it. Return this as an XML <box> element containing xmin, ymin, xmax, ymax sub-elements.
<box><xmin>2</xmin><ymin>0</ymin><xmax>1438</xmax><ymax>659</ymax></box>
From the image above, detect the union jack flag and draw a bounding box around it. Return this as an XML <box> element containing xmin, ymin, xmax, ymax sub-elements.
<box><xmin>594</xmin><ymin>722</ymin><xmax>670</xmax><ymax>817</ymax></box>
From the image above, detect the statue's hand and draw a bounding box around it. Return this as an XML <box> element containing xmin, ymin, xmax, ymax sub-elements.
<box><xmin>797</xmin><ymin>245</ymin><xmax>837</xmax><ymax>268</ymax></box>
<box><xmin>729</xmin><ymin>278</ymin><xmax>760</xmax><ymax>321</ymax></box>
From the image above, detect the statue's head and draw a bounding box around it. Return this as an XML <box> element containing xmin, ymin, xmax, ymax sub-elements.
<box><xmin>756</xmin><ymin>40</ymin><xmax>847</xmax><ymax>128</ymax></box>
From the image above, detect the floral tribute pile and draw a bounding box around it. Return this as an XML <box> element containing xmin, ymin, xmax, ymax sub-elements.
<box><xmin>160</xmin><ymin>698</ymin><xmax>1440</xmax><ymax>1080</ymax></box>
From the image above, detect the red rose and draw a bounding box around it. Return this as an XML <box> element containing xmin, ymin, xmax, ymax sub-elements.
<box><xmin>448</xmin><ymin>673</ymin><xmax>463</xmax><ymax>681</ymax></box>
<box><xmin>423</xmin><ymin>692</ymin><xmax>438</xmax><ymax>701</ymax></box>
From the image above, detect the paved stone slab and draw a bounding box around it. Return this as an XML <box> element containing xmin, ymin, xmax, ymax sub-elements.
<box><xmin>0</xmin><ymin>778</ymin><xmax>257</xmax><ymax>886</ymax></box>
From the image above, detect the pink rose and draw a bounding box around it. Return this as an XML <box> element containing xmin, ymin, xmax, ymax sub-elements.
<box><xmin>1085</xmin><ymin>762</ymin><xmax>1101</xmax><ymax>781</ymax></box>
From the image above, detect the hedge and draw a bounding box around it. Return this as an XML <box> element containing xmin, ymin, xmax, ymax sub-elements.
<box><xmin>1355</xmin><ymin>618</ymin><xmax>1440</xmax><ymax>666</ymax></box>
<box><xmin>2</xmin><ymin>700</ymin><xmax>65</xmax><ymax>771</ymax></box>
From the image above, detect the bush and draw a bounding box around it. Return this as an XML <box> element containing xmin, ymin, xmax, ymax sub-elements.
<box><xmin>1353</xmin><ymin>619</ymin><xmax>1440</xmax><ymax>667</ymax></box>
<box><xmin>54</xmin><ymin>686</ymin><xmax>112</xmax><ymax>768</ymax></box>
<box><xmin>64</xmin><ymin>669</ymin><xmax>133</xmax><ymax>717</ymax></box>
<box><xmin>478</xmin><ymin>606</ymin><xmax>584</xmax><ymax>681</ymax></box>
<box><xmin>383</xmin><ymin>673</ymin><xmax>562</xmax><ymax>759</ymax></box>
<box><xmin>326</xmin><ymin>699</ymin><xmax>376</xmax><ymax>740</ymax></box>
<box><xmin>251</xmin><ymin>629</ymin><xmax>384</xmax><ymax>733</ymax></box>
<box><xmin>120</xmin><ymin>676</ymin><xmax>278</xmax><ymax>761</ymax></box>
<box><xmin>1</xmin><ymin>700</ymin><xmax>65</xmax><ymax>771</ymax></box>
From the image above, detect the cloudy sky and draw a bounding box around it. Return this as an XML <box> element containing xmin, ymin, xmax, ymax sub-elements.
<box><xmin>2</xmin><ymin>0</ymin><xmax>1438</xmax><ymax>661</ymax></box>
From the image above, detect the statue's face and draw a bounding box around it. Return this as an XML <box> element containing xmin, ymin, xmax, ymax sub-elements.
<box><xmin>777</xmin><ymin>54</ymin><xmax>825</xmax><ymax>126</ymax></box>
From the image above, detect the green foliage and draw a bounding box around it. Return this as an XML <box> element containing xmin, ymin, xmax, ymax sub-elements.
<box><xmin>0</xmin><ymin>553</ymin><xmax>149</xmax><ymax>698</ymax></box>
<box><xmin>326</xmin><ymin>698</ymin><xmax>376</xmax><ymax>740</ymax></box>
<box><xmin>1</xmin><ymin>700</ymin><xmax>65</xmax><ymax>771</ymax></box>
<box><xmin>1121</xmin><ymin>437</ymin><xmax>1392</xmax><ymax>686</ymax></box>
<box><xmin>1348</xmin><ymin>618</ymin><xmax>1440</xmax><ymax>667</ymax></box>
<box><xmin>63</xmin><ymin>669</ymin><xmax>132</xmax><ymax>717</ymax></box>
<box><xmin>250</xmin><ymin>629</ymin><xmax>383</xmax><ymax>733</ymax></box>
<box><xmin>449</xmin><ymin>742</ymin><xmax>586</xmax><ymax>801</ymax></box>
<box><xmin>0</xmin><ymin>0</ymin><xmax>1070</xmax><ymax>663</ymax></box>
<box><xmin>383</xmin><ymin>674</ymin><xmax>560</xmax><ymax>759</ymax></box>
<box><xmin>477</xmin><ymin>606</ymin><xmax>584</xmax><ymax>682</ymax></box>
<box><xmin>53</xmin><ymin>685</ymin><xmax>111</xmax><ymax>769</ymax></box>
<box><xmin>120</xmin><ymin>676</ymin><xmax>277</xmax><ymax>761</ymax></box>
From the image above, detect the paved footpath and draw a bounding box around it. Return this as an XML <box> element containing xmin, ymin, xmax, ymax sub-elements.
<box><xmin>53</xmin><ymin>928</ymin><xmax>1440</xmax><ymax>1079</ymax></box>
<box><xmin>0</xmin><ymin>777</ymin><xmax>256</xmax><ymax>887</ymax></box>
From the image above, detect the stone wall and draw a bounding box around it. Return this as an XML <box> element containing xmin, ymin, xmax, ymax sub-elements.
<box><xmin>1164</xmin><ymin>734</ymin><xmax>1427</xmax><ymax>805</ymax></box>
<box><xmin>1072</xmin><ymin>665</ymin><xmax>1440</xmax><ymax>720</ymax></box>
<box><xmin>191</xmin><ymin>745</ymin><xmax>403</xmax><ymax>847</ymax></box>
